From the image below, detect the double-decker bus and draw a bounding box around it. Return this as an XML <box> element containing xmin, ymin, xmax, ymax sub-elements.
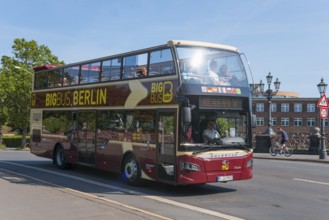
<box><xmin>30</xmin><ymin>40</ymin><xmax>254</xmax><ymax>185</ymax></box>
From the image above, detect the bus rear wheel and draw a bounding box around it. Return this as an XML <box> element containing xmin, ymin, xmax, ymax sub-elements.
<box><xmin>122</xmin><ymin>154</ymin><xmax>141</xmax><ymax>185</ymax></box>
<box><xmin>54</xmin><ymin>146</ymin><xmax>70</xmax><ymax>169</ymax></box>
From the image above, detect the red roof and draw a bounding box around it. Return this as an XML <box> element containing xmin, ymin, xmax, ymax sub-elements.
<box><xmin>33</xmin><ymin>65</ymin><xmax>60</xmax><ymax>72</ymax></box>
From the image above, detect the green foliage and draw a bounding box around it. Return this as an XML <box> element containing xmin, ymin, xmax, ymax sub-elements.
<box><xmin>216</xmin><ymin>118</ymin><xmax>230</xmax><ymax>136</ymax></box>
<box><xmin>0</xmin><ymin>38</ymin><xmax>64</xmax><ymax>146</ymax></box>
<box><xmin>1</xmin><ymin>136</ymin><xmax>30</xmax><ymax>148</ymax></box>
<box><xmin>43</xmin><ymin>115</ymin><xmax>71</xmax><ymax>133</ymax></box>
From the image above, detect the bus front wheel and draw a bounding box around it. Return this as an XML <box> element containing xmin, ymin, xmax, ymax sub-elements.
<box><xmin>122</xmin><ymin>154</ymin><xmax>141</xmax><ymax>185</ymax></box>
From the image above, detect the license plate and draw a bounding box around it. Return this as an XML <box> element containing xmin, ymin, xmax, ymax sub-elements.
<box><xmin>217</xmin><ymin>175</ymin><xmax>233</xmax><ymax>182</ymax></box>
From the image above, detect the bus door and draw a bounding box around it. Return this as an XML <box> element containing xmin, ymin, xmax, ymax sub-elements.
<box><xmin>76</xmin><ymin>111</ymin><xmax>96</xmax><ymax>165</ymax></box>
<box><xmin>156</xmin><ymin>110</ymin><xmax>176</xmax><ymax>183</ymax></box>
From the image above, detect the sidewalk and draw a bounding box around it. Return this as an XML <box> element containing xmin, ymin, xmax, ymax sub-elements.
<box><xmin>254</xmin><ymin>153</ymin><xmax>329</xmax><ymax>164</ymax></box>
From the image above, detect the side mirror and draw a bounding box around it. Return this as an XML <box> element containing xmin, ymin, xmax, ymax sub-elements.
<box><xmin>251</xmin><ymin>114</ymin><xmax>256</xmax><ymax>128</ymax></box>
<box><xmin>183</xmin><ymin>107</ymin><xmax>191</xmax><ymax>124</ymax></box>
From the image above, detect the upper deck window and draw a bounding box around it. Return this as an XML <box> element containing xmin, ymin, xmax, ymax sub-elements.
<box><xmin>149</xmin><ymin>49</ymin><xmax>175</xmax><ymax>76</ymax></box>
<box><xmin>102</xmin><ymin>58</ymin><xmax>121</xmax><ymax>81</ymax></box>
<box><xmin>80</xmin><ymin>62</ymin><xmax>101</xmax><ymax>84</ymax></box>
<box><xmin>35</xmin><ymin>71</ymin><xmax>48</xmax><ymax>89</ymax></box>
<box><xmin>48</xmin><ymin>69</ymin><xmax>63</xmax><ymax>87</ymax></box>
<box><xmin>63</xmin><ymin>66</ymin><xmax>80</xmax><ymax>86</ymax></box>
<box><xmin>123</xmin><ymin>53</ymin><xmax>148</xmax><ymax>79</ymax></box>
<box><xmin>177</xmin><ymin>47</ymin><xmax>248</xmax><ymax>87</ymax></box>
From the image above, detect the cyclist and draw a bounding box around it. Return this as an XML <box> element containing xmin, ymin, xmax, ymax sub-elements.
<box><xmin>277</xmin><ymin>127</ymin><xmax>289</xmax><ymax>154</ymax></box>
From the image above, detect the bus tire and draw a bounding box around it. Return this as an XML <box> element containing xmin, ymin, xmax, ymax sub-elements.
<box><xmin>54</xmin><ymin>145</ymin><xmax>70</xmax><ymax>169</ymax></box>
<box><xmin>122</xmin><ymin>154</ymin><xmax>141</xmax><ymax>185</ymax></box>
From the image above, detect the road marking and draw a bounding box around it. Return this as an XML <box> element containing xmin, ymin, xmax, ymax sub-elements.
<box><xmin>0</xmin><ymin>161</ymin><xmax>245</xmax><ymax>220</ymax></box>
<box><xmin>293</xmin><ymin>178</ymin><xmax>329</xmax><ymax>186</ymax></box>
<box><xmin>0</xmin><ymin>167</ymin><xmax>172</xmax><ymax>220</ymax></box>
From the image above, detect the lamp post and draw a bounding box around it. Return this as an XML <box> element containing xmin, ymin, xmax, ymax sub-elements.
<box><xmin>259</xmin><ymin>72</ymin><xmax>281</xmax><ymax>135</ymax></box>
<box><xmin>317</xmin><ymin>78</ymin><xmax>328</xmax><ymax>159</ymax></box>
<box><xmin>14</xmin><ymin>66</ymin><xmax>32</xmax><ymax>74</ymax></box>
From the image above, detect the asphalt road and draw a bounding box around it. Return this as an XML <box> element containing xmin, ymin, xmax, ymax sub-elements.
<box><xmin>1</xmin><ymin>150</ymin><xmax>328</xmax><ymax>220</ymax></box>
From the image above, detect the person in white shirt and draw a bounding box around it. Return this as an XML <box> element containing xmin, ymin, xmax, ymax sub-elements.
<box><xmin>203</xmin><ymin>121</ymin><xmax>220</xmax><ymax>144</ymax></box>
<box><xmin>208</xmin><ymin>59</ymin><xmax>219</xmax><ymax>84</ymax></box>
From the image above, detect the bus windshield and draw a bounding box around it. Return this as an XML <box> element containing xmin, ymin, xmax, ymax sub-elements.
<box><xmin>181</xmin><ymin>111</ymin><xmax>248</xmax><ymax>147</ymax></box>
<box><xmin>177</xmin><ymin>47</ymin><xmax>248</xmax><ymax>87</ymax></box>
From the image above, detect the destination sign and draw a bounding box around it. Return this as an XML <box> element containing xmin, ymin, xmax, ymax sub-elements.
<box><xmin>199</xmin><ymin>96</ymin><xmax>243</xmax><ymax>110</ymax></box>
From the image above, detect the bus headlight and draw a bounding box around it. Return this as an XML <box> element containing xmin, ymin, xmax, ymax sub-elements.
<box><xmin>180</xmin><ymin>161</ymin><xmax>200</xmax><ymax>171</ymax></box>
<box><xmin>247</xmin><ymin>159</ymin><xmax>253</xmax><ymax>168</ymax></box>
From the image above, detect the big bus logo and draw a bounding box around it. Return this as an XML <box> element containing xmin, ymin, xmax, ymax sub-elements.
<box><xmin>150</xmin><ymin>81</ymin><xmax>173</xmax><ymax>104</ymax></box>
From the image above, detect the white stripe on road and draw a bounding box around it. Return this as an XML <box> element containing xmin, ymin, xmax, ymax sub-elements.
<box><xmin>293</xmin><ymin>178</ymin><xmax>329</xmax><ymax>186</ymax></box>
<box><xmin>0</xmin><ymin>167</ymin><xmax>172</xmax><ymax>220</ymax></box>
<box><xmin>0</xmin><ymin>161</ymin><xmax>245</xmax><ymax>220</ymax></box>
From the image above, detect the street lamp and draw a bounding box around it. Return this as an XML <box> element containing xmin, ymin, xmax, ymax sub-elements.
<box><xmin>259</xmin><ymin>72</ymin><xmax>281</xmax><ymax>135</ymax></box>
<box><xmin>14</xmin><ymin>66</ymin><xmax>32</xmax><ymax>74</ymax></box>
<box><xmin>317</xmin><ymin>78</ymin><xmax>327</xmax><ymax>159</ymax></box>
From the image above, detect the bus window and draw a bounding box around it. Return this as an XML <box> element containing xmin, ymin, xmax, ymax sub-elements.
<box><xmin>102</xmin><ymin>58</ymin><xmax>122</xmax><ymax>81</ymax></box>
<box><xmin>80</xmin><ymin>62</ymin><xmax>101</xmax><ymax>84</ymax></box>
<box><xmin>64</xmin><ymin>66</ymin><xmax>80</xmax><ymax>85</ymax></box>
<box><xmin>48</xmin><ymin>69</ymin><xmax>63</xmax><ymax>87</ymax></box>
<box><xmin>42</xmin><ymin>111</ymin><xmax>73</xmax><ymax>139</ymax></box>
<box><xmin>149</xmin><ymin>49</ymin><xmax>175</xmax><ymax>76</ymax></box>
<box><xmin>35</xmin><ymin>71</ymin><xmax>48</xmax><ymax>89</ymax></box>
<box><xmin>123</xmin><ymin>53</ymin><xmax>148</xmax><ymax>79</ymax></box>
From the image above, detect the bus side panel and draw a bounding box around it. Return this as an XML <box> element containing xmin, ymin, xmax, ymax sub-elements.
<box><xmin>96</xmin><ymin>142</ymin><xmax>124</xmax><ymax>173</ymax></box>
<box><xmin>132</xmin><ymin>144</ymin><xmax>157</xmax><ymax>180</ymax></box>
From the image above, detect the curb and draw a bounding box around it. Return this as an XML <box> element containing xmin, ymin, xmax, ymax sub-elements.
<box><xmin>254</xmin><ymin>154</ymin><xmax>329</xmax><ymax>164</ymax></box>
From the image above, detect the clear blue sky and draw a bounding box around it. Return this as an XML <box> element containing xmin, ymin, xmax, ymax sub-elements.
<box><xmin>1</xmin><ymin>0</ymin><xmax>329</xmax><ymax>98</ymax></box>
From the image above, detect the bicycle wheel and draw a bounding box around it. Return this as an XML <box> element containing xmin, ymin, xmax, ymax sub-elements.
<box><xmin>283</xmin><ymin>147</ymin><xmax>292</xmax><ymax>157</ymax></box>
<box><xmin>269</xmin><ymin>146</ymin><xmax>277</xmax><ymax>156</ymax></box>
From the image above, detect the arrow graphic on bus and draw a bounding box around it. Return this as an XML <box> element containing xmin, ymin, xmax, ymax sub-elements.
<box><xmin>125</xmin><ymin>81</ymin><xmax>148</xmax><ymax>108</ymax></box>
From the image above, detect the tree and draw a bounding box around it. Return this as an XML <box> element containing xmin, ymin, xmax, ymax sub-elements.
<box><xmin>0</xmin><ymin>38</ymin><xmax>64</xmax><ymax>148</ymax></box>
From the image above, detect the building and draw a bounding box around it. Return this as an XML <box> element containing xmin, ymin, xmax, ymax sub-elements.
<box><xmin>252</xmin><ymin>91</ymin><xmax>329</xmax><ymax>135</ymax></box>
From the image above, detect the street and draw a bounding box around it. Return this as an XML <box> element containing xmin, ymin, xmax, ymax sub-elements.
<box><xmin>0</xmin><ymin>150</ymin><xmax>328</xmax><ymax>220</ymax></box>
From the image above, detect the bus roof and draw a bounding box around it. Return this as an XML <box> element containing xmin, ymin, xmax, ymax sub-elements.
<box><xmin>167</xmin><ymin>40</ymin><xmax>239</xmax><ymax>52</ymax></box>
<box><xmin>33</xmin><ymin>65</ymin><xmax>61</xmax><ymax>72</ymax></box>
<box><xmin>33</xmin><ymin>40</ymin><xmax>240</xmax><ymax>72</ymax></box>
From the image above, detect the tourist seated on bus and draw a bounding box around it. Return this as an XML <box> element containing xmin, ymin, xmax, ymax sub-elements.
<box><xmin>137</xmin><ymin>67</ymin><xmax>147</xmax><ymax>77</ymax></box>
<box><xmin>208</xmin><ymin>60</ymin><xmax>220</xmax><ymax>85</ymax></box>
<box><xmin>218</xmin><ymin>64</ymin><xmax>231</xmax><ymax>86</ymax></box>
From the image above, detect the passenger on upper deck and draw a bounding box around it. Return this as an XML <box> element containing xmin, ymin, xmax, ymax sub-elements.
<box><xmin>137</xmin><ymin>67</ymin><xmax>147</xmax><ymax>77</ymax></box>
<box><xmin>218</xmin><ymin>64</ymin><xmax>231</xmax><ymax>86</ymax></box>
<box><xmin>208</xmin><ymin>59</ymin><xmax>220</xmax><ymax>85</ymax></box>
<box><xmin>181</xmin><ymin>63</ymin><xmax>199</xmax><ymax>83</ymax></box>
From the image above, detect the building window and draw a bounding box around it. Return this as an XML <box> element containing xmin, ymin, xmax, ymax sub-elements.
<box><xmin>271</xmin><ymin>103</ymin><xmax>277</xmax><ymax>112</ymax></box>
<box><xmin>257</xmin><ymin>117</ymin><xmax>264</xmax><ymax>126</ymax></box>
<box><xmin>307</xmin><ymin>118</ymin><xmax>316</xmax><ymax>127</ymax></box>
<box><xmin>307</xmin><ymin>104</ymin><xmax>315</xmax><ymax>112</ymax></box>
<box><xmin>256</xmin><ymin>103</ymin><xmax>264</xmax><ymax>112</ymax></box>
<box><xmin>294</xmin><ymin>103</ymin><xmax>302</xmax><ymax>112</ymax></box>
<box><xmin>325</xmin><ymin>119</ymin><xmax>329</xmax><ymax>127</ymax></box>
<box><xmin>272</xmin><ymin>117</ymin><xmax>277</xmax><ymax>126</ymax></box>
<box><xmin>281</xmin><ymin>118</ymin><xmax>289</xmax><ymax>126</ymax></box>
<box><xmin>281</xmin><ymin>103</ymin><xmax>289</xmax><ymax>112</ymax></box>
<box><xmin>294</xmin><ymin>118</ymin><xmax>302</xmax><ymax>127</ymax></box>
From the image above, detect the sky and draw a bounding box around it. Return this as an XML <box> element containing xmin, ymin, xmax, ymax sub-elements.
<box><xmin>1</xmin><ymin>0</ymin><xmax>329</xmax><ymax>98</ymax></box>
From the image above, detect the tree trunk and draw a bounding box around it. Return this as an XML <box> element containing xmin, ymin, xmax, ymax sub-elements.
<box><xmin>21</xmin><ymin>124</ymin><xmax>27</xmax><ymax>149</ymax></box>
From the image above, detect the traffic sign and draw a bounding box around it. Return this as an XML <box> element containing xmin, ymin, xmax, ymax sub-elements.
<box><xmin>317</xmin><ymin>94</ymin><xmax>328</xmax><ymax>107</ymax></box>
<box><xmin>320</xmin><ymin>107</ymin><xmax>328</xmax><ymax>119</ymax></box>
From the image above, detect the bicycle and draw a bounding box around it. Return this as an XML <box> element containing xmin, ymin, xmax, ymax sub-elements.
<box><xmin>269</xmin><ymin>141</ymin><xmax>292</xmax><ymax>157</ymax></box>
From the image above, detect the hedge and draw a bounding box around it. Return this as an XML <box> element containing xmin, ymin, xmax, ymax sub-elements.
<box><xmin>1</xmin><ymin>136</ymin><xmax>30</xmax><ymax>148</ymax></box>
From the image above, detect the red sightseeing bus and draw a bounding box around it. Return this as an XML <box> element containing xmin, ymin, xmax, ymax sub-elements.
<box><xmin>30</xmin><ymin>40</ymin><xmax>254</xmax><ymax>185</ymax></box>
